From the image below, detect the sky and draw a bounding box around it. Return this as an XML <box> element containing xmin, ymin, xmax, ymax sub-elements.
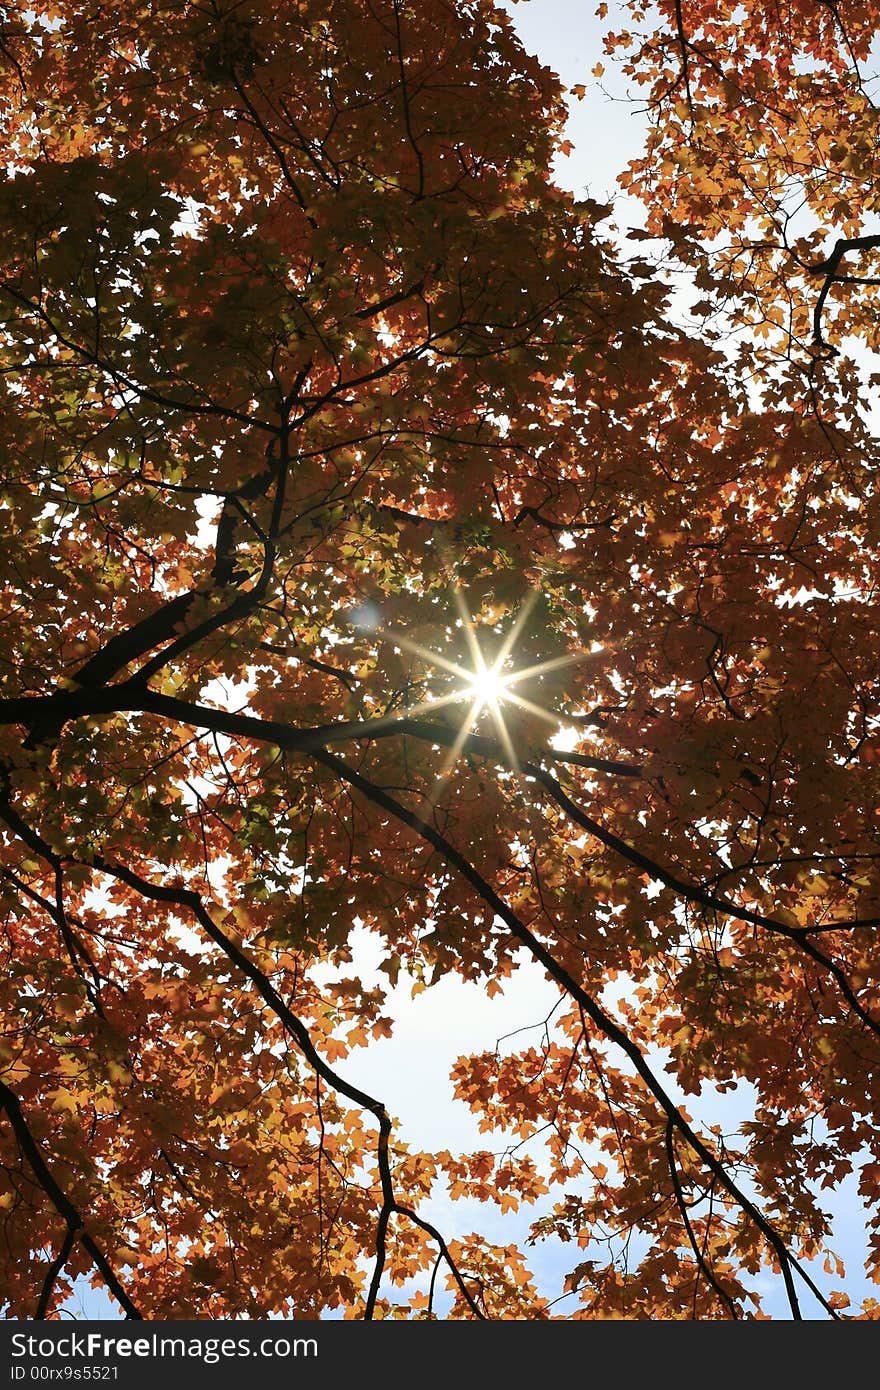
<box><xmin>499</xmin><ymin>0</ymin><xmax>647</xmax><ymax>207</ymax></box>
<box><xmin>58</xmin><ymin>0</ymin><xmax>876</xmax><ymax>1323</ymax></box>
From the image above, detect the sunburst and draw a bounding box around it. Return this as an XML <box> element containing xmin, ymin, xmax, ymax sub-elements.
<box><xmin>354</xmin><ymin>590</ymin><xmax>583</xmax><ymax>803</ymax></box>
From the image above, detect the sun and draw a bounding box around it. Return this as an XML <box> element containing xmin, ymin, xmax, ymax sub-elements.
<box><xmin>460</xmin><ymin>657</ymin><xmax>515</xmax><ymax>713</ymax></box>
<box><xmin>349</xmin><ymin>588</ymin><xmax>583</xmax><ymax>802</ymax></box>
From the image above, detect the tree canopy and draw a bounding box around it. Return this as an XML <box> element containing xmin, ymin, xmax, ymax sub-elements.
<box><xmin>1</xmin><ymin>0</ymin><xmax>879</xmax><ymax>1320</ymax></box>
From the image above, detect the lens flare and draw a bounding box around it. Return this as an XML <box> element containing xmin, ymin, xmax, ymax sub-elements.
<box><xmin>348</xmin><ymin>588</ymin><xmax>584</xmax><ymax>805</ymax></box>
<box><xmin>461</xmin><ymin>660</ymin><xmax>514</xmax><ymax>712</ymax></box>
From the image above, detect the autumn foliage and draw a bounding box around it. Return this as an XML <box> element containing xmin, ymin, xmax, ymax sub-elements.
<box><xmin>0</xmin><ymin>0</ymin><xmax>879</xmax><ymax>1320</ymax></box>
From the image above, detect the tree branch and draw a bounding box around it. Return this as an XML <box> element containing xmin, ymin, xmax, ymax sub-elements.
<box><xmin>309</xmin><ymin>747</ymin><xmax>842</xmax><ymax>1320</ymax></box>
<box><xmin>85</xmin><ymin>855</ymin><xmax>485</xmax><ymax>1320</ymax></box>
<box><xmin>810</xmin><ymin>233</ymin><xmax>880</xmax><ymax>349</ymax></box>
<box><xmin>0</xmin><ymin>1080</ymin><xmax>141</xmax><ymax>1320</ymax></box>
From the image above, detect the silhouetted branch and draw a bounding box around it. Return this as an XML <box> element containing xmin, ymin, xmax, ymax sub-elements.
<box><xmin>0</xmin><ymin>1080</ymin><xmax>141</xmax><ymax>1320</ymax></box>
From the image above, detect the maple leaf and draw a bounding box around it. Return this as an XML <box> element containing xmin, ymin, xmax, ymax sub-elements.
<box><xmin>0</xmin><ymin>0</ymin><xmax>876</xmax><ymax>1324</ymax></box>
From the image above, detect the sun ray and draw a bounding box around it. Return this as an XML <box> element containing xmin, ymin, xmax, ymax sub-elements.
<box><xmin>494</xmin><ymin>588</ymin><xmax>541</xmax><ymax>667</ymax></box>
<box><xmin>390</xmin><ymin>630</ymin><xmax>476</xmax><ymax>684</ymax></box>
<box><xmin>331</xmin><ymin>688</ymin><xmax>475</xmax><ymax>740</ymax></box>
<box><xmin>421</xmin><ymin>694</ymin><xmax>485</xmax><ymax>810</ymax></box>
<box><xmin>502</xmin><ymin>689</ymin><xmax>567</xmax><ymax>727</ymax></box>
<box><xmin>486</xmin><ymin>695</ymin><xmax>521</xmax><ymax>771</ymax></box>
<box><xmin>356</xmin><ymin>590</ymin><xmax>584</xmax><ymax>798</ymax></box>
<box><xmin>502</xmin><ymin>650</ymin><xmax>586</xmax><ymax>684</ymax></box>
<box><xmin>452</xmin><ymin>587</ymin><xmax>486</xmax><ymax>674</ymax></box>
